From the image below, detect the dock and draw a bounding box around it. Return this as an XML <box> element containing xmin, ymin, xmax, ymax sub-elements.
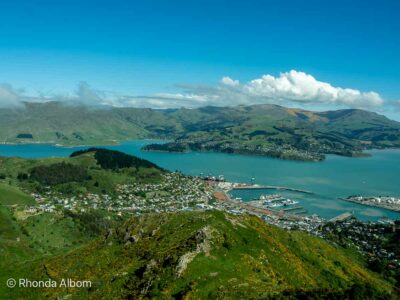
<box><xmin>292</xmin><ymin>210</ymin><xmax>308</xmax><ymax>215</ymax></box>
<box><xmin>232</xmin><ymin>184</ymin><xmax>314</xmax><ymax>194</ymax></box>
<box><xmin>213</xmin><ymin>191</ymin><xmax>303</xmax><ymax>220</ymax></box>
<box><xmin>254</xmin><ymin>197</ymin><xmax>286</xmax><ymax>203</ymax></box>
<box><xmin>328</xmin><ymin>212</ymin><xmax>353</xmax><ymax>223</ymax></box>
<box><xmin>282</xmin><ymin>205</ymin><xmax>303</xmax><ymax>211</ymax></box>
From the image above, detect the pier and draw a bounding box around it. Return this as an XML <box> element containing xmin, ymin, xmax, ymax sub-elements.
<box><xmin>282</xmin><ymin>205</ymin><xmax>304</xmax><ymax>211</ymax></box>
<box><xmin>232</xmin><ymin>184</ymin><xmax>314</xmax><ymax>194</ymax></box>
<box><xmin>292</xmin><ymin>209</ymin><xmax>308</xmax><ymax>215</ymax></box>
<box><xmin>213</xmin><ymin>191</ymin><xmax>303</xmax><ymax>220</ymax></box>
<box><xmin>328</xmin><ymin>212</ymin><xmax>353</xmax><ymax>223</ymax></box>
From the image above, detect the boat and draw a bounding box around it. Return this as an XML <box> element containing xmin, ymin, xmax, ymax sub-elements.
<box><xmin>267</xmin><ymin>202</ymin><xmax>284</xmax><ymax>208</ymax></box>
<box><xmin>282</xmin><ymin>199</ymin><xmax>299</xmax><ymax>206</ymax></box>
<box><xmin>261</xmin><ymin>194</ymin><xmax>286</xmax><ymax>201</ymax></box>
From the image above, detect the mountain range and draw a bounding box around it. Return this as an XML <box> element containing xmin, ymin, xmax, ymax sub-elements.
<box><xmin>1</xmin><ymin>102</ymin><xmax>400</xmax><ymax>161</ymax></box>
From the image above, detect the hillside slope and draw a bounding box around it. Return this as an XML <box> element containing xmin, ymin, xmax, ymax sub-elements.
<box><xmin>3</xmin><ymin>211</ymin><xmax>395</xmax><ymax>299</ymax></box>
<box><xmin>0</xmin><ymin>148</ymin><xmax>164</xmax><ymax>198</ymax></box>
<box><xmin>145</xmin><ymin>105</ymin><xmax>400</xmax><ymax>161</ymax></box>
<box><xmin>1</xmin><ymin>102</ymin><xmax>399</xmax><ymax>160</ymax></box>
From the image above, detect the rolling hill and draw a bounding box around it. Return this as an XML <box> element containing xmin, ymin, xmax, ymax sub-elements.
<box><xmin>1</xmin><ymin>211</ymin><xmax>397</xmax><ymax>299</ymax></box>
<box><xmin>0</xmin><ymin>149</ymin><xmax>398</xmax><ymax>299</ymax></box>
<box><xmin>1</xmin><ymin>102</ymin><xmax>399</xmax><ymax>161</ymax></box>
<box><xmin>0</xmin><ymin>148</ymin><xmax>165</xmax><ymax>197</ymax></box>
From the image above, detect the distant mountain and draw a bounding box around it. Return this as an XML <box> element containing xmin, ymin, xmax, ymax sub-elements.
<box><xmin>1</xmin><ymin>102</ymin><xmax>399</xmax><ymax>160</ymax></box>
<box><xmin>150</xmin><ymin>105</ymin><xmax>400</xmax><ymax>160</ymax></box>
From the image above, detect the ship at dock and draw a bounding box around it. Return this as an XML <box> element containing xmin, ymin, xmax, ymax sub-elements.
<box><xmin>254</xmin><ymin>194</ymin><xmax>300</xmax><ymax>208</ymax></box>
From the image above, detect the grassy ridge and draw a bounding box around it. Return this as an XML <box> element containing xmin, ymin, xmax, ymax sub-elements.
<box><xmin>0</xmin><ymin>183</ymin><xmax>126</xmax><ymax>299</ymax></box>
<box><xmin>0</xmin><ymin>151</ymin><xmax>397</xmax><ymax>299</ymax></box>
<box><xmin>2</xmin><ymin>211</ymin><xmax>394</xmax><ymax>299</ymax></box>
<box><xmin>0</xmin><ymin>183</ymin><xmax>35</xmax><ymax>205</ymax></box>
<box><xmin>0</xmin><ymin>150</ymin><xmax>164</xmax><ymax>197</ymax></box>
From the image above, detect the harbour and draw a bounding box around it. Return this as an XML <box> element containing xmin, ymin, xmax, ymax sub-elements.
<box><xmin>0</xmin><ymin>141</ymin><xmax>399</xmax><ymax>221</ymax></box>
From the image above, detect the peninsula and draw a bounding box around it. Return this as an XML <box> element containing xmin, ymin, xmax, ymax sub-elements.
<box><xmin>1</xmin><ymin>102</ymin><xmax>400</xmax><ymax>162</ymax></box>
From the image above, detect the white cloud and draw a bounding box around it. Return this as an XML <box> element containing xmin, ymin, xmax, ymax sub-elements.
<box><xmin>0</xmin><ymin>71</ymin><xmax>390</xmax><ymax>112</ymax></box>
<box><xmin>127</xmin><ymin>70</ymin><xmax>384</xmax><ymax>110</ymax></box>
<box><xmin>61</xmin><ymin>81</ymin><xmax>107</xmax><ymax>106</ymax></box>
<box><xmin>0</xmin><ymin>83</ymin><xmax>23</xmax><ymax>108</ymax></box>
<box><xmin>77</xmin><ymin>81</ymin><xmax>102</xmax><ymax>104</ymax></box>
<box><xmin>221</xmin><ymin>76</ymin><xmax>240</xmax><ymax>87</ymax></box>
<box><xmin>155</xmin><ymin>93</ymin><xmax>214</xmax><ymax>103</ymax></box>
<box><xmin>242</xmin><ymin>70</ymin><xmax>383</xmax><ymax>107</ymax></box>
<box><xmin>0</xmin><ymin>81</ymin><xmax>109</xmax><ymax>108</ymax></box>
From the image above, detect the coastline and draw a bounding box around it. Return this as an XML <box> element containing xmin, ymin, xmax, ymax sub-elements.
<box><xmin>339</xmin><ymin>197</ymin><xmax>400</xmax><ymax>213</ymax></box>
<box><xmin>142</xmin><ymin>146</ymin><xmax>324</xmax><ymax>162</ymax></box>
<box><xmin>0</xmin><ymin>138</ymin><xmax>169</xmax><ymax>148</ymax></box>
<box><xmin>3</xmin><ymin>138</ymin><xmax>400</xmax><ymax>163</ymax></box>
<box><xmin>1</xmin><ymin>140</ymin><xmax>400</xmax><ymax>221</ymax></box>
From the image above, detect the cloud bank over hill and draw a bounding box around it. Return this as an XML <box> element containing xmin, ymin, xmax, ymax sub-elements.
<box><xmin>0</xmin><ymin>70</ymin><xmax>396</xmax><ymax>115</ymax></box>
<box><xmin>0</xmin><ymin>83</ymin><xmax>24</xmax><ymax>108</ymax></box>
<box><xmin>243</xmin><ymin>71</ymin><xmax>383</xmax><ymax>107</ymax></box>
<box><xmin>132</xmin><ymin>70</ymin><xmax>384</xmax><ymax>109</ymax></box>
<box><xmin>0</xmin><ymin>81</ymin><xmax>109</xmax><ymax>108</ymax></box>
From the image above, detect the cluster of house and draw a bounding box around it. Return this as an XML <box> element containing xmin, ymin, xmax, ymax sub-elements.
<box><xmin>25</xmin><ymin>204</ymin><xmax>55</xmax><ymax>214</ymax></box>
<box><xmin>113</xmin><ymin>173</ymin><xmax>213</xmax><ymax>213</ymax></box>
<box><xmin>24</xmin><ymin>173</ymin><xmax>213</xmax><ymax>216</ymax></box>
<box><xmin>22</xmin><ymin>173</ymin><xmax>399</xmax><ymax>270</ymax></box>
<box><xmin>216</xmin><ymin>141</ymin><xmax>323</xmax><ymax>161</ymax></box>
<box><xmin>320</xmin><ymin>219</ymin><xmax>400</xmax><ymax>267</ymax></box>
<box><xmin>262</xmin><ymin>214</ymin><xmax>326</xmax><ymax>234</ymax></box>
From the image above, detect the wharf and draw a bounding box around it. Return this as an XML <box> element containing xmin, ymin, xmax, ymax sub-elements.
<box><xmin>292</xmin><ymin>209</ymin><xmax>308</xmax><ymax>215</ymax></box>
<box><xmin>328</xmin><ymin>212</ymin><xmax>353</xmax><ymax>223</ymax></box>
<box><xmin>282</xmin><ymin>205</ymin><xmax>303</xmax><ymax>211</ymax></box>
<box><xmin>213</xmin><ymin>191</ymin><xmax>303</xmax><ymax>220</ymax></box>
<box><xmin>232</xmin><ymin>184</ymin><xmax>314</xmax><ymax>194</ymax></box>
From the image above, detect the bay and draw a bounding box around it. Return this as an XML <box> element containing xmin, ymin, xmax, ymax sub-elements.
<box><xmin>0</xmin><ymin>140</ymin><xmax>399</xmax><ymax>221</ymax></box>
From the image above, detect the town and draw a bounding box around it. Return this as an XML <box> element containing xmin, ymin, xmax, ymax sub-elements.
<box><xmin>17</xmin><ymin>174</ymin><xmax>400</xmax><ymax>277</ymax></box>
<box><xmin>23</xmin><ymin>173</ymin><xmax>214</xmax><ymax>216</ymax></box>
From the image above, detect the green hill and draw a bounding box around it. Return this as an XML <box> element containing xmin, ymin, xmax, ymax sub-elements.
<box><xmin>0</xmin><ymin>151</ymin><xmax>398</xmax><ymax>299</ymax></box>
<box><xmin>1</xmin><ymin>102</ymin><xmax>399</xmax><ymax>161</ymax></box>
<box><xmin>2</xmin><ymin>211</ymin><xmax>396</xmax><ymax>299</ymax></box>
<box><xmin>0</xmin><ymin>183</ymin><xmax>35</xmax><ymax>205</ymax></box>
<box><xmin>0</xmin><ymin>148</ymin><xmax>164</xmax><ymax>196</ymax></box>
<box><xmin>145</xmin><ymin>105</ymin><xmax>400</xmax><ymax>161</ymax></box>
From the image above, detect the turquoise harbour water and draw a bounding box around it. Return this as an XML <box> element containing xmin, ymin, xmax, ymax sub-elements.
<box><xmin>1</xmin><ymin>140</ymin><xmax>399</xmax><ymax>221</ymax></box>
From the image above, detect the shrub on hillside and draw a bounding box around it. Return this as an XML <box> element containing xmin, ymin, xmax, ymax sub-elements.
<box><xmin>70</xmin><ymin>148</ymin><xmax>162</xmax><ymax>170</ymax></box>
<box><xmin>30</xmin><ymin>162</ymin><xmax>88</xmax><ymax>185</ymax></box>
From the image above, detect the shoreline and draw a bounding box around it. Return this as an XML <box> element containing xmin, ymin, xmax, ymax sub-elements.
<box><xmin>0</xmin><ymin>138</ymin><xmax>166</xmax><ymax>149</ymax></box>
<box><xmin>229</xmin><ymin>184</ymin><xmax>314</xmax><ymax>195</ymax></box>
<box><xmin>142</xmin><ymin>144</ymin><xmax>400</xmax><ymax>162</ymax></box>
<box><xmin>339</xmin><ymin>197</ymin><xmax>400</xmax><ymax>213</ymax></box>
<box><xmin>2</xmin><ymin>140</ymin><xmax>400</xmax><ymax>162</ymax></box>
<box><xmin>143</xmin><ymin>145</ymin><xmax>324</xmax><ymax>162</ymax></box>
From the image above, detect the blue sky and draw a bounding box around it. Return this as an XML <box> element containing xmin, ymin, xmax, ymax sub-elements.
<box><xmin>0</xmin><ymin>0</ymin><xmax>399</xmax><ymax>116</ymax></box>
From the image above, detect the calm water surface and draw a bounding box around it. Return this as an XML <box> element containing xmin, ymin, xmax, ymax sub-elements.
<box><xmin>1</xmin><ymin>140</ymin><xmax>399</xmax><ymax>221</ymax></box>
